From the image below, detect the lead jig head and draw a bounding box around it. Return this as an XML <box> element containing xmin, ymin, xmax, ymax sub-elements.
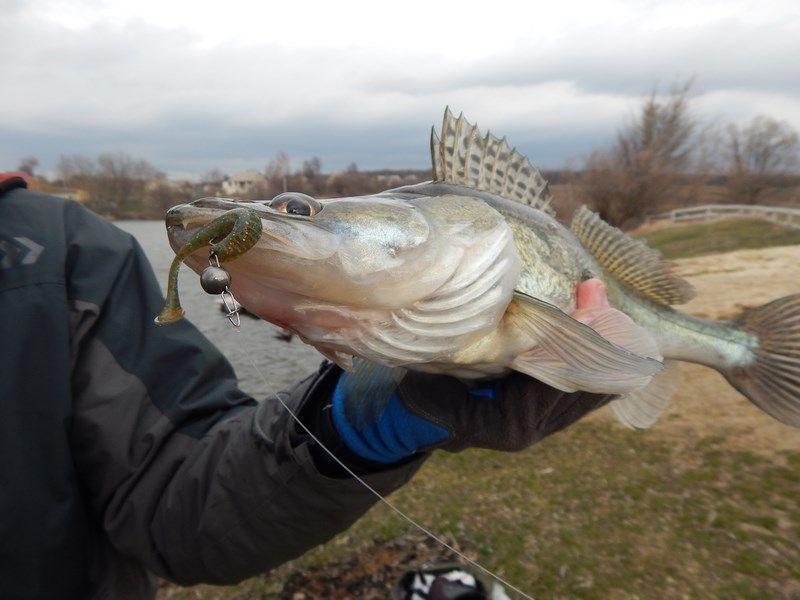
<box><xmin>200</xmin><ymin>265</ymin><xmax>231</xmax><ymax>295</ymax></box>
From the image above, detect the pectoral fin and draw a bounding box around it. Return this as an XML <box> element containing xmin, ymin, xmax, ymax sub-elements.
<box><xmin>340</xmin><ymin>358</ymin><xmax>407</xmax><ymax>428</ymax></box>
<box><xmin>319</xmin><ymin>348</ymin><xmax>355</xmax><ymax>372</ymax></box>
<box><xmin>509</xmin><ymin>292</ymin><xmax>663</xmax><ymax>394</ymax></box>
<box><xmin>570</xmin><ymin>305</ymin><xmax>662</xmax><ymax>361</ymax></box>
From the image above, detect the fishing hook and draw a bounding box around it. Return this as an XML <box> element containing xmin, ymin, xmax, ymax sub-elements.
<box><xmin>201</xmin><ymin>252</ymin><xmax>241</xmax><ymax>327</ymax></box>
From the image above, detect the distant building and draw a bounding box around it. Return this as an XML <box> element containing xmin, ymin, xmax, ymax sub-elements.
<box><xmin>222</xmin><ymin>170</ymin><xmax>266</xmax><ymax>196</ymax></box>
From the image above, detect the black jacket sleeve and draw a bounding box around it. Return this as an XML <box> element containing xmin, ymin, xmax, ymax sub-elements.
<box><xmin>62</xmin><ymin>200</ymin><xmax>425</xmax><ymax>584</ymax></box>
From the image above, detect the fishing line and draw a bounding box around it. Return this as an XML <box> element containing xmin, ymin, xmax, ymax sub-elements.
<box><xmin>229</xmin><ymin>326</ymin><xmax>535</xmax><ymax>600</ymax></box>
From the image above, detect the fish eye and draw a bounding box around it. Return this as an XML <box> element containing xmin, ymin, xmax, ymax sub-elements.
<box><xmin>268</xmin><ymin>192</ymin><xmax>321</xmax><ymax>217</ymax></box>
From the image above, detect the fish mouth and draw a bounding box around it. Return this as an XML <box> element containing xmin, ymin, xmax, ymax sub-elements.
<box><xmin>166</xmin><ymin>196</ymin><xmax>339</xmax><ymax>257</ymax></box>
<box><xmin>165</xmin><ymin>197</ymin><xmax>267</xmax><ymax>251</ymax></box>
<box><xmin>163</xmin><ymin>197</ymin><xmax>355</xmax><ymax>334</ymax></box>
<box><xmin>165</xmin><ymin>196</ymin><xmax>340</xmax><ymax>285</ymax></box>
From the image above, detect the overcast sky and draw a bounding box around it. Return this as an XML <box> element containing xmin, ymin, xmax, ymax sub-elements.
<box><xmin>2</xmin><ymin>0</ymin><xmax>799</xmax><ymax>178</ymax></box>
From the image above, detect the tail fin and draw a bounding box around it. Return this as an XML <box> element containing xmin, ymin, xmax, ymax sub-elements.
<box><xmin>725</xmin><ymin>294</ymin><xmax>800</xmax><ymax>427</ymax></box>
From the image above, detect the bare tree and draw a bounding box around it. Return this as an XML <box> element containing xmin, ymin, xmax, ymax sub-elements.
<box><xmin>264</xmin><ymin>151</ymin><xmax>291</xmax><ymax>194</ymax></box>
<box><xmin>725</xmin><ymin>116</ymin><xmax>800</xmax><ymax>203</ymax></box>
<box><xmin>302</xmin><ymin>156</ymin><xmax>322</xmax><ymax>178</ymax></box>
<box><xmin>95</xmin><ymin>152</ymin><xmax>160</xmax><ymax>216</ymax></box>
<box><xmin>146</xmin><ymin>179</ymin><xmax>194</xmax><ymax>215</ymax></box>
<box><xmin>57</xmin><ymin>155</ymin><xmax>96</xmax><ymax>185</ymax></box>
<box><xmin>327</xmin><ymin>163</ymin><xmax>374</xmax><ymax>197</ymax></box>
<box><xmin>59</xmin><ymin>152</ymin><xmax>159</xmax><ymax>215</ymax></box>
<box><xmin>297</xmin><ymin>156</ymin><xmax>324</xmax><ymax>195</ymax></box>
<box><xmin>200</xmin><ymin>168</ymin><xmax>226</xmax><ymax>195</ymax></box>
<box><xmin>583</xmin><ymin>81</ymin><xmax>698</xmax><ymax>227</ymax></box>
<box><xmin>201</xmin><ymin>168</ymin><xmax>225</xmax><ymax>185</ymax></box>
<box><xmin>17</xmin><ymin>156</ymin><xmax>39</xmax><ymax>177</ymax></box>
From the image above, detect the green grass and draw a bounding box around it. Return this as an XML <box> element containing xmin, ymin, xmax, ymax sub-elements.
<box><xmin>158</xmin><ymin>215</ymin><xmax>800</xmax><ymax>599</ymax></box>
<box><xmin>638</xmin><ymin>218</ymin><xmax>800</xmax><ymax>260</ymax></box>
<box><xmin>161</xmin><ymin>421</ymin><xmax>800</xmax><ymax>599</ymax></box>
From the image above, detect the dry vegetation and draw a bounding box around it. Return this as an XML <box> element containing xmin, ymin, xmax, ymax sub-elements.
<box><xmin>579</xmin><ymin>82</ymin><xmax>800</xmax><ymax>228</ymax></box>
<box><xmin>160</xmin><ymin>228</ymin><xmax>800</xmax><ymax>599</ymax></box>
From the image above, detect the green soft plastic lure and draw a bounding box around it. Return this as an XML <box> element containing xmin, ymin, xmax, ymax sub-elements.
<box><xmin>154</xmin><ymin>207</ymin><xmax>262</xmax><ymax>325</ymax></box>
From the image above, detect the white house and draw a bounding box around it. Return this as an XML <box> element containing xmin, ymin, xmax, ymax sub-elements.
<box><xmin>222</xmin><ymin>169</ymin><xmax>266</xmax><ymax>196</ymax></box>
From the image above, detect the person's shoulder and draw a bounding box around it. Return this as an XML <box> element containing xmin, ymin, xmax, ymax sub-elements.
<box><xmin>0</xmin><ymin>184</ymin><xmax>77</xmax><ymax>284</ymax></box>
<box><xmin>0</xmin><ymin>185</ymin><xmax>73</xmax><ymax>252</ymax></box>
<box><xmin>1</xmin><ymin>185</ymin><xmax>137</xmax><ymax>257</ymax></box>
<box><xmin>61</xmin><ymin>202</ymin><xmax>143</xmax><ymax>265</ymax></box>
<box><xmin>1</xmin><ymin>185</ymin><xmax>70</xmax><ymax>215</ymax></box>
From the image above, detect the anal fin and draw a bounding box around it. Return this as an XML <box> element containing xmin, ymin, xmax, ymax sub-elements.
<box><xmin>611</xmin><ymin>360</ymin><xmax>679</xmax><ymax>428</ymax></box>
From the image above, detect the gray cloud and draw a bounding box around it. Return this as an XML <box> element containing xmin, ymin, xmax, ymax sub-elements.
<box><xmin>2</xmin><ymin>2</ymin><xmax>799</xmax><ymax>177</ymax></box>
<box><xmin>362</xmin><ymin>19</ymin><xmax>800</xmax><ymax>97</ymax></box>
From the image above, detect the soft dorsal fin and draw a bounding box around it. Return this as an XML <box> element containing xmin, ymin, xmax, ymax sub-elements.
<box><xmin>430</xmin><ymin>108</ymin><xmax>554</xmax><ymax>215</ymax></box>
<box><xmin>571</xmin><ymin>206</ymin><xmax>695</xmax><ymax>306</ymax></box>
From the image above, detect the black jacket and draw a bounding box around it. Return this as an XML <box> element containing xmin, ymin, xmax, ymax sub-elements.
<box><xmin>0</xmin><ymin>185</ymin><xmax>424</xmax><ymax>599</ymax></box>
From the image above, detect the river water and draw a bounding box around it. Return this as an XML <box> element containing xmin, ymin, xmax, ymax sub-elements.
<box><xmin>116</xmin><ymin>220</ymin><xmax>324</xmax><ymax>398</ymax></box>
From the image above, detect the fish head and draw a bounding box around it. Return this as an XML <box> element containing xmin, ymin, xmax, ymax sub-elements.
<box><xmin>166</xmin><ymin>192</ymin><xmax>497</xmax><ymax>334</ymax></box>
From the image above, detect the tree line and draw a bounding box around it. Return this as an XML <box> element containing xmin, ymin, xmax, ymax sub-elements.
<box><xmin>23</xmin><ymin>152</ymin><xmax>429</xmax><ymax>220</ymax></box>
<box><xmin>209</xmin><ymin>153</ymin><xmax>427</xmax><ymax>201</ymax></box>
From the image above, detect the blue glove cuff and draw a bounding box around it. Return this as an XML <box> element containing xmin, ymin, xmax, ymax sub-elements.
<box><xmin>331</xmin><ymin>375</ymin><xmax>451</xmax><ymax>464</ymax></box>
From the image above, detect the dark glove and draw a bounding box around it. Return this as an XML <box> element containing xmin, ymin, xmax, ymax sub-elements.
<box><xmin>398</xmin><ymin>371</ymin><xmax>611</xmax><ymax>453</ymax></box>
<box><xmin>329</xmin><ymin>278</ymin><xmax>616</xmax><ymax>464</ymax></box>
<box><xmin>330</xmin><ymin>370</ymin><xmax>611</xmax><ymax>463</ymax></box>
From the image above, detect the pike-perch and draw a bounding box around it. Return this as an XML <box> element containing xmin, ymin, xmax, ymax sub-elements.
<box><xmin>161</xmin><ymin>109</ymin><xmax>800</xmax><ymax>429</ymax></box>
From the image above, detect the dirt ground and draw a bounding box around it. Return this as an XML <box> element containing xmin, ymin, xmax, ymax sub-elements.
<box><xmin>593</xmin><ymin>244</ymin><xmax>800</xmax><ymax>458</ymax></box>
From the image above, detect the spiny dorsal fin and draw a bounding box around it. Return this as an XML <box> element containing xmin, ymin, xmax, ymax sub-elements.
<box><xmin>430</xmin><ymin>107</ymin><xmax>554</xmax><ymax>215</ymax></box>
<box><xmin>571</xmin><ymin>206</ymin><xmax>695</xmax><ymax>306</ymax></box>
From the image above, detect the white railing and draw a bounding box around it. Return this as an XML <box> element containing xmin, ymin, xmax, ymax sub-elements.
<box><xmin>644</xmin><ymin>204</ymin><xmax>800</xmax><ymax>230</ymax></box>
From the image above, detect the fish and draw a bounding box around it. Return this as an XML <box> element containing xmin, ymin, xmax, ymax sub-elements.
<box><xmin>161</xmin><ymin>108</ymin><xmax>800</xmax><ymax>429</ymax></box>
